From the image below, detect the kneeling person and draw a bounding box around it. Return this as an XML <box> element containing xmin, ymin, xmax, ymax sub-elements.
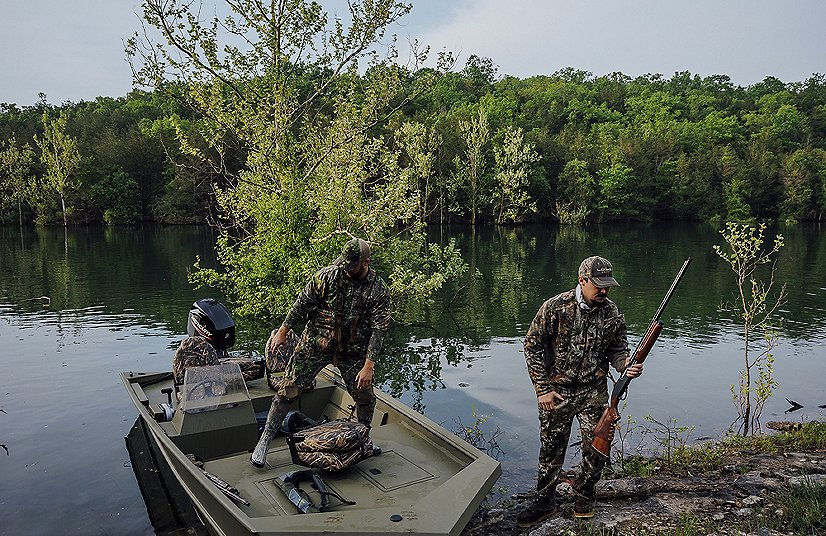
<box><xmin>250</xmin><ymin>238</ymin><xmax>391</xmax><ymax>468</ymax></box>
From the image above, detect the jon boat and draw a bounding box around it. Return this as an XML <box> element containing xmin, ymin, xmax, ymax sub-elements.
<box><xmin>122</xmin><ymin>363</ymin><xmax>501</xmax><ymax>536</ymax></box>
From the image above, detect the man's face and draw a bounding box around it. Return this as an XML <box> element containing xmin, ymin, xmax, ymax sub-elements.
<box><xmin>579</xmin><ymin>276</ymin><xmax>609</xmax><ymax>307</ymax></box>
<box><xmin>345</xmin><ymin>259</ymin><xmax>370</xmax><ymax>279</ymax></box>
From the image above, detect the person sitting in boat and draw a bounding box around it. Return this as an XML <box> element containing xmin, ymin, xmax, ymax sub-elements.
<box><xmin>172</xmin><ymin>335</ymin><xmax>220</xmax><ymax>388</ymax></box>
<box><xmin>250</xmin><ymin>237</ymin><xmax>391</xmax><ymax>469</ymax></box>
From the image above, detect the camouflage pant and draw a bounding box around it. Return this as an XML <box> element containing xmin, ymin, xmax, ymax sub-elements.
<box><xmin>262</xmin><ymin>339</ymin><xmax>376</xmax><ymax>432</ymax></box>
<box><xmin>535</xmin><ymin>384</ymin><xmax>608</xmax><ymax>501</ymax></box>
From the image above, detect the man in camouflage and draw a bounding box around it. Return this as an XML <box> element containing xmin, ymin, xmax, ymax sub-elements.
<box><xmin>517</xmin><ymin>256</ymin><xmax>643</xmax><ymax>526</ymax></box>
<box><xmin>172</xmin><ymin>336</ymin><xmax>220</xmax><ymax>387</ymax></box>
<box><xmin>250</xmin><ymin>237</ymin><xmax>391</xmax><ymax>468</ymax></box>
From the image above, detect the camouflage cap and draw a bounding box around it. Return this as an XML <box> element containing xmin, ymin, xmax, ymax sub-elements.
<box><xmin>578</xmin><ymin>255</ymin><xmax>620</xmax><ymax>288</ymax></box>
<box><xmin>336</xmin><ymin>238</ymin><xmax>371</xmax><ymax>271</ymax></box>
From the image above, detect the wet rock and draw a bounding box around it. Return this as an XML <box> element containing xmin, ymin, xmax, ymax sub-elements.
<box><xmin>741</xmin><ymin>495</ymin><xmax>763</xmax><ymax>507</ymax></box>
<box><xmin>528</xmin><ymin>517</ymin><xmax>575</xmax><ymax>536</ymax></box>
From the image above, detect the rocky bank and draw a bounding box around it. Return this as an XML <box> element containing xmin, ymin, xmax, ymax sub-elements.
<box><xmin>463</xmin><ymin>435</ymin><xmax>826</xmax><ymax>535</ymax></box>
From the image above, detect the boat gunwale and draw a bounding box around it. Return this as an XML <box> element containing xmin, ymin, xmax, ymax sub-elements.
<box><xmin>121</xmin><ymin>369</ymin><xmax>501</xmax><ymax>535</ymax></box>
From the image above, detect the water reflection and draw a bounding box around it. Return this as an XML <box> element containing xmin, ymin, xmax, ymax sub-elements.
<box><xmin>1</xmin><ymin>223</ymin><xmax>825</xmax><ymax>535</ymax></box>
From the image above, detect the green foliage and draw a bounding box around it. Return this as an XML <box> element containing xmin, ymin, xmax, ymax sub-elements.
<box><xmin>90</xmin><ymin>168</ymin><xmax>141</xmax><ymax>224</ymax></box>
<box><xmin>713</xmin><ymin>222</ymin><xmax>786</xmax><ymax>435</ymax></box>
<box><xmin>597</xmin><ymin>163</ymin><xmax>638</xmax><ymax>220</ymax></box>
<box><xmin>34</xmin><ymin>112</ymin><xmax>81</xmax><ymax>226</ymax></box>
<box><xmin>131</xmin><ymin>0</ymin><xmax>466</xmax><ymax>320</ymax></box>
<box><xmin>0</xmin><ymin>136</ymin><xmax>36</xmax><ymax>226</ymax></box>
<box><xmin>452</xmin><ymin>407</ymin><xmax>503</xmax><ymax>457</ymax></box>
<box><xmin>3</xmin><ymin>58</ymin><xmax>826</xmax><ymax>227</ymax></box>
<box><xmin>492</xmin><ymin>126</ymin><xmax>539</xmax><ymax>223</ymax></box>
<box><xmin>455</xmin><ymin>107</ymin><xmax>491</xmax><ymax>226</ymax></box>
<box><xmin>719</xmin><ymin>422</ymin><xmax>826</xmax><ymax>454</ymax></box>
<box><xmin>555</xmin><ymin>158</ymin><xmax>595</xmax><ymax>223</ymax></box>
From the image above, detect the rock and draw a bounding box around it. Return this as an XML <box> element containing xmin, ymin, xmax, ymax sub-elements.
<box><xmin>733</xmin><ymin>471</ymin><xmax>783</xmax><ymax>495</ymax></box>
<box><xmin>741</xmin><ymin>495</ymin><xmax>763</xmax><ymax>507</ymax></box>
<box><xmin>462</xmin><ymin>448</ymin><xmax>826</xmax><ymax>535</ymax></box>
<box><xmin>789</xmin><ymin>474</ymin><xmax>826</xmax><ymax>487</ymax></box>
<box><xmin>529</xmin><ymin>516</ymin><xmax>575</xmax><ymax>536</ymax></box>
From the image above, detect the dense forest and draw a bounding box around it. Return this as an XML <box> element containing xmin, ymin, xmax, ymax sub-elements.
<box><xmin>2</xmin><ymin>61</ymin><xmax>825</xmax><ymax>227</ymax></box>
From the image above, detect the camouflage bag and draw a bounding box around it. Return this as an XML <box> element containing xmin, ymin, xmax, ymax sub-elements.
<box><xmin>219</xmin><ymin>356</ymin><xmax>264</xmax><ymax>382</ymax></box>
<box><xmin>286</xmin><ymin>420</ymin><xmax>375</xmax><ymax>472</ymax></box>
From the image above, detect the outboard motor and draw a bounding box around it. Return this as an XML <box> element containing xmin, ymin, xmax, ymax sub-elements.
<box><xmin>187</xmin><ymin>298</ymin><xmax>236</xmax><ymax>354</ymax></box>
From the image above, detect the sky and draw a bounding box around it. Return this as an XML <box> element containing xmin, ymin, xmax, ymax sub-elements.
<box><xmin>1</xmin><ymin>0</ymin><xmax>824</xmax><ymax>107</ymax></box>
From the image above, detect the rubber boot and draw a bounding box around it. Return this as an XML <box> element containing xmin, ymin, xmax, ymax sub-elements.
<box><xmin>250</xmin><ymin>419</ymin><xmax>276</xmax><ymax>468</ymax></box>
<box><xmin>250</xmin><ymin>396</ymin><xmax>289</xmax><ymax>468</ymax></box>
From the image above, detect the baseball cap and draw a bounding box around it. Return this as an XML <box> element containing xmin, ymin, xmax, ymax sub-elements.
<box><xmin>336</xmin><ymin>238</ymin><xmax>371</xmax><ymax>271</ymax></box>
<box><xmin>578</xmin><ymin>256</ymin><xmax>620</xmax><ymax>288</ymax></box>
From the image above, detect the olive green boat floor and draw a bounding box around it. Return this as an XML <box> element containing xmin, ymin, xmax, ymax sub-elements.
<box><xmin>202</xmin><ymin>421</ymin><xmax>467</xmax><ymax>519</ymax></box>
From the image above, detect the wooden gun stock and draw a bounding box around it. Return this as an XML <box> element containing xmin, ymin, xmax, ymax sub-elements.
<box><xmin>589</xmin><ymin>258</ymin><xmax>691</xmax><ymax>459</ymax></box>
<box><xmin>591</xmin><ymin>404</ymin><xmax>620</xmax><ymax>458</ymax></box>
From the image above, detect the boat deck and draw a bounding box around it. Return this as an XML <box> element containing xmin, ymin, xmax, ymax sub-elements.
<box><xmin>123</xmin><ymin>367</ymin><xmax>500</xmax><ymax>535</ymax></box>
<box><xmin>206</xmin><ymin>419</ymin><xmax>468</xmax><ymax>518</ymax></box>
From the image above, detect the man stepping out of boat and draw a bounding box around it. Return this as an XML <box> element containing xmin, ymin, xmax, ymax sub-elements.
<box><xmin>250</xmin><ymin>238</ymin><xmax>391</xmax><ymax>468</ymax></box>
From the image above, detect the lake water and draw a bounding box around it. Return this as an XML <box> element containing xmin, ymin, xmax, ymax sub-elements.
<box><xmin>1</xmin><ymin>223</ymin><xmax>824</xmax><ymax>535</ymax></box>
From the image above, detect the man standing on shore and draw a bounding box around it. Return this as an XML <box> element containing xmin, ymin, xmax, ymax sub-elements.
<box><xmin>517</xmin><ymin>256</ymin><xmax>643</xmax><ymax>526</ymax></box>
<box><xmin>250</xmin><ymin>237</ymin><xmax>391</xmax><ymax>468</ymax></box>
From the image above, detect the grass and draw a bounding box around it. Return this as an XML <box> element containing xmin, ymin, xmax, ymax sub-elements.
<box><xmin>609</xmin><ymin>422</ymin><xmax>826</xmax><ymax>479</ymax></box>
<box><xmin>734</xmin><ymin>480</ymin><xmax>826</xmax><ymax>535</ymax></box>
<box><xmin>590</xmin><ymin>422</ymin><xmax>826</xmax><ymax>535</ymax></box>
<box><xmin>566</xmin><ymin>483</ymin><xmax>826</xmax><ymax>536</ymax></box>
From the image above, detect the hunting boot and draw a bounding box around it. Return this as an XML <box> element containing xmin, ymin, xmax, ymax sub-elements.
<box><xmin>516</xmin><ymin>495</ymin><xmax>558</xmax><ymax>527</ymax></box>
<box><xmin>250</xmin><ymin>397</ymin><xmax>290</xmax><ymax>468</ymax></box>
<box><xmin>573</xmin><ymin>497</ymin><xmax>596</xmax><ymax>518</ymax></box>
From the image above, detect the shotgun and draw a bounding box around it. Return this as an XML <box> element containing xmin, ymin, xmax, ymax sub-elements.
<box><xmin>591</xmin><ymin>258</ymin><xmax>691</xmax><ymax>458</ymax></box>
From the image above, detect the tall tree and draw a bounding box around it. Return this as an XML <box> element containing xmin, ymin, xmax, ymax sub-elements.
<box><xmin>35</xmin><ymin>112</ymin><xmax>81</xmax><ymax>227</ymax></box>
<box><xmin>0</xmin><ymin>136</ymin><xmax>35</xmax><ymax>227</ymax></box>
<box><xmin>456</xmin><ymin>107</ymin><xmax>490</xmax><ymax>226</ymax></box>
<box><xmin>492</xmin><ymin>126</ymin><xmax>539</xmax><ymax>223</ymax></box>
<box><xmin>128</xmin><ymin>0</ymin><xmax>464</xmax><ymax>319</ymax></box>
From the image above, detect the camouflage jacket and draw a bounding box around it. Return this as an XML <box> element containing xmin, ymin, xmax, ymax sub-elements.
<box><xmin>524</xmin><ymin>288</ymin><xmax>629</xmax><ymax>396</ymax></box>
<box><xmin>283</xmin><ymin>265</ymin><xmax>391</xmax><ymax>361</ymax></box>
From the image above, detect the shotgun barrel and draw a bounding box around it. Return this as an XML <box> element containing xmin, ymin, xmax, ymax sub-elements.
<box><xmin>591</xmin><ymin>258</ymin><xmax>691</xmax><ymax>458</ymax></box>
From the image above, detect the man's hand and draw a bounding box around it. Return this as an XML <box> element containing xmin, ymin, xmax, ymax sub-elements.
<box><xmin>355</xmin><ymin>359</ymin><xmax>375</xmax><ymax>390</ymax></box>
<box><xmin>537</xmin><ymin>390</ymin><xmax>565</xmax><ymax>411</ymax></box>
<box><xmin>624</xmin><ymin>357</ymin><xmax>644</xmax><ymax>378</ymax></box>
<box><xmin>266</xmin><ymin>325</ymin><xmax>288</xmax><ymax>356</ymax></box>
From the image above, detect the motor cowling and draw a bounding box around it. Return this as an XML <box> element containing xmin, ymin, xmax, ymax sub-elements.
<box><xmin>187</xmin><ymin>298</ymin><xmax>236</xmax><ymax>351</ymax></box>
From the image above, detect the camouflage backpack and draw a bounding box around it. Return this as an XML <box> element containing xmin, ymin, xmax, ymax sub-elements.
<box><xmin>284</xmin><ymin>412</ymin><xmax>375</xmax><ymax>471</ymax></box>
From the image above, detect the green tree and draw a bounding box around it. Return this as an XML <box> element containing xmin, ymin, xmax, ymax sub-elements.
<box><xmin>0</xmin><ymin>136</ymin><xmax>35</xmax><ymax>227</ymax></box>
<box><xmin>90</xmin><ymin>168</ymin><xmax>141</xmax><ymax>224</ymax></box>
<box><xmin>555</xmin><ymin>158</ymin><xmax>595</xmax><ymax>224</ymax></box>
<box><xmin>597</xmin><ymin>163</ymin><xmax>637</xmax><ymax>220</ymax></box>
<box><xmin>456</xmin><ymin>107</ymin><xmax>490</xmax><ymax>226</ymax></box>
<box><xmin>780</xmin><ymin>148</ymin><xmax>826</xmax><ymax>222</ymax></box>
<box><xmin>34</xmin><ymin>112</ymin><xmax>81</xmax><ymax>227</ymax></box>
<box><xmin>492</xmin><ymin>126</ymin><xmax>539</xmax><ymax>223</ymax></box>
<box><xmin>396</xmin><ymin>121</ymin><xmax>441</xmax><ymax>223</ymax></box>
<box><xmin>714</xmin><ymin>222</ymin><xmax>786</xmax><ymax>436</ymax></box>
<box><xmin>128</xmin><ymin>0</ymin><xmax>465</xmax><ymax>319</ymax></box>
